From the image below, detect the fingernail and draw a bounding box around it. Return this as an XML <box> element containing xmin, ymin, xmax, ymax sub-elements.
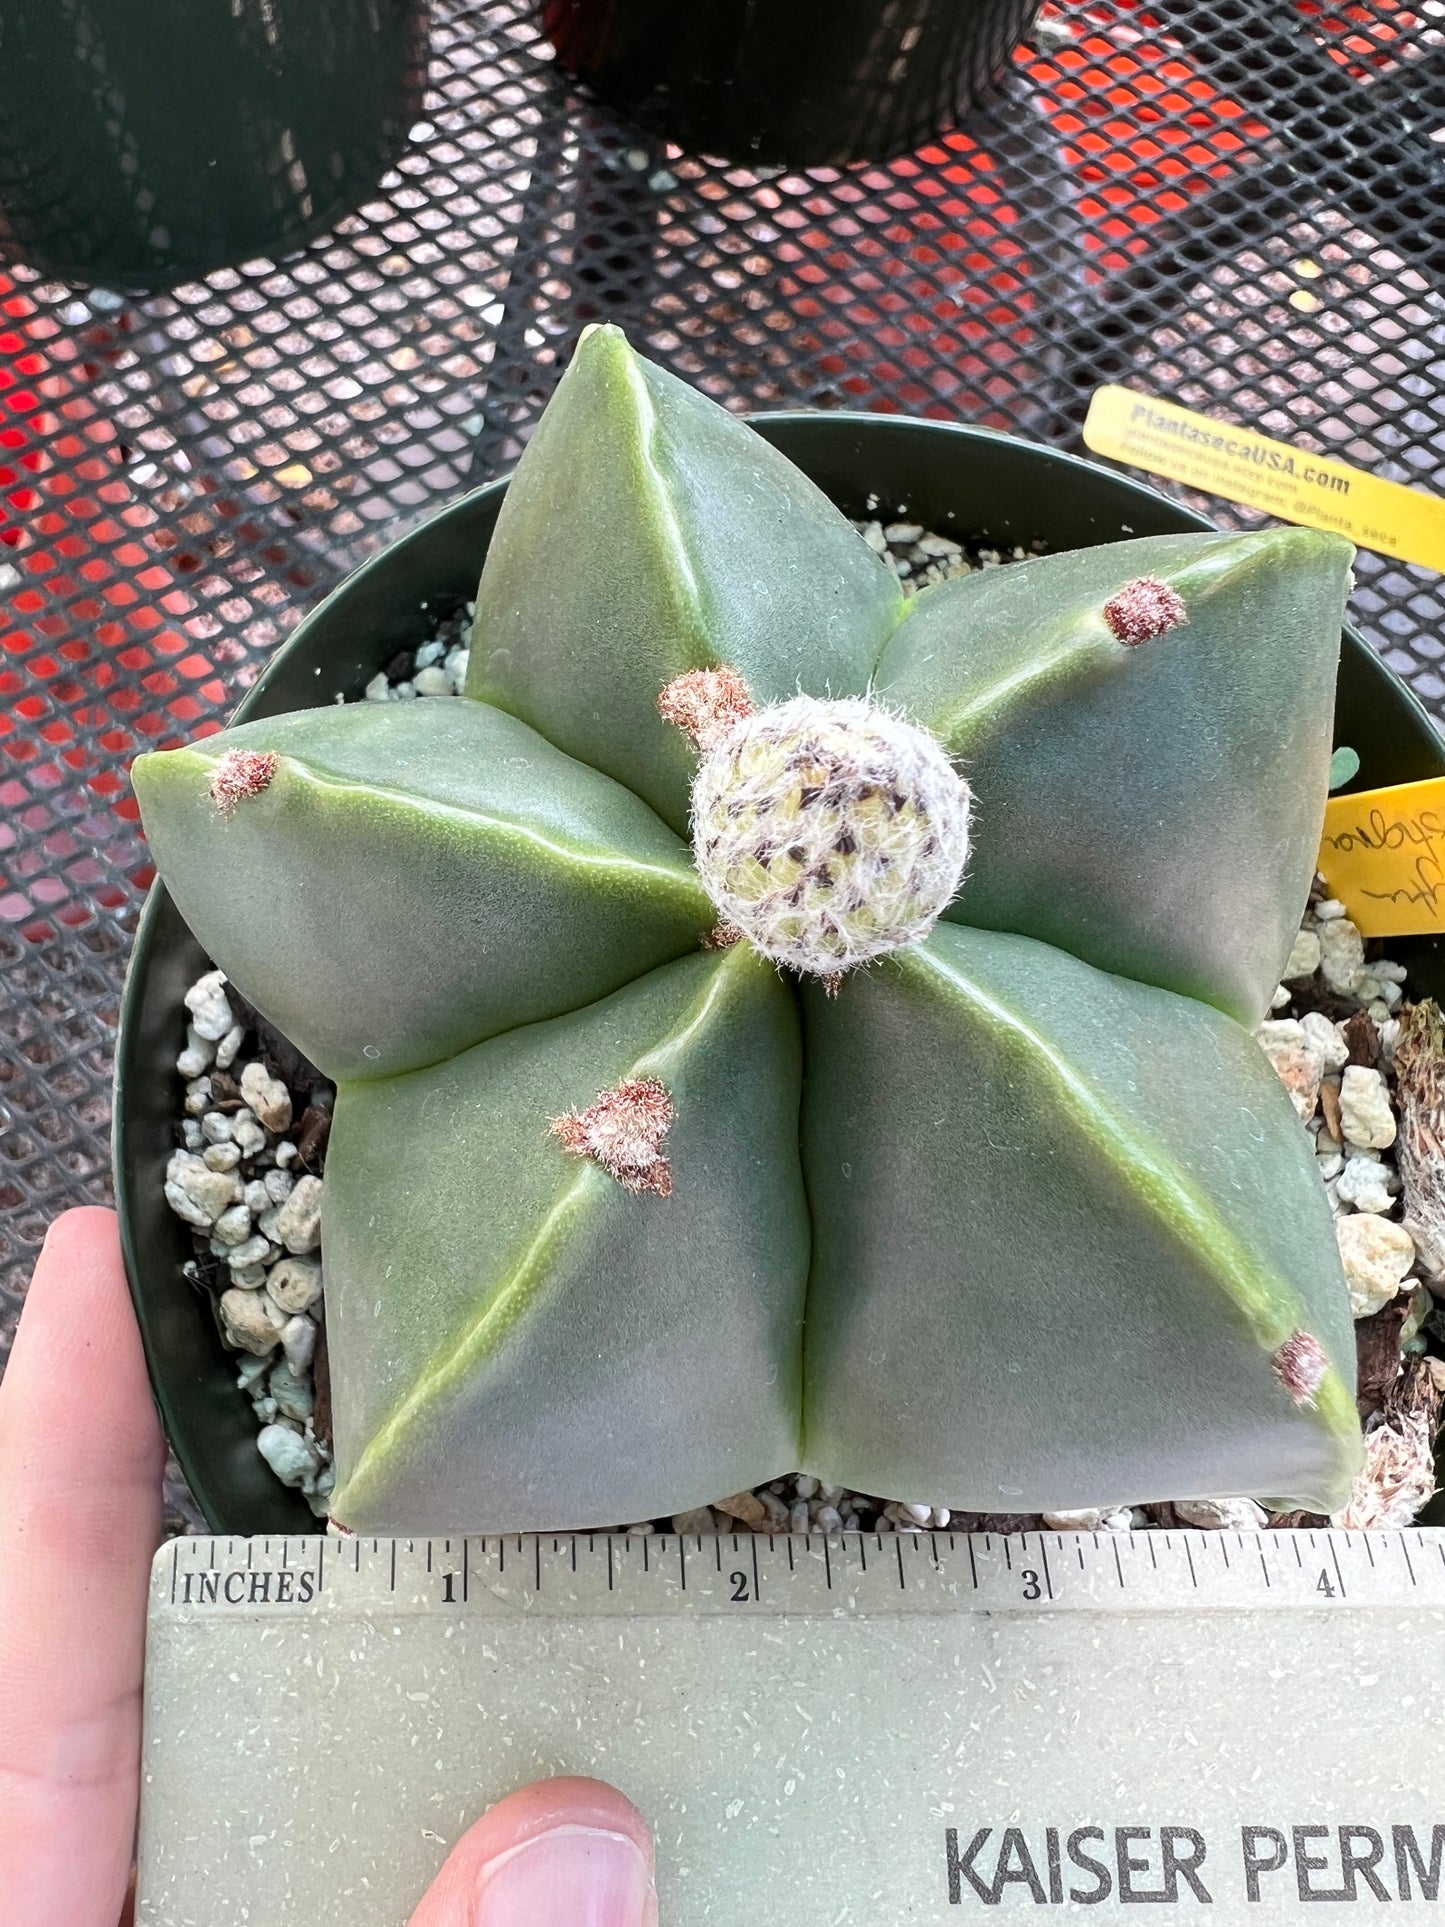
<box><xmin>472</xmin><ymin>1821</ymin><xmax>656</xmax><ymax>1927</ymax></box>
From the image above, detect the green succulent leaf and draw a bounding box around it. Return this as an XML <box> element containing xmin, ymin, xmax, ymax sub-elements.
<box><xmin>465</xmin><ymin>324</ymin><xmax>906</xmax><ymax>832</ymax></box>
<box><xmin>876</xmin><ymin>528</ymin><xmax>1354</xmax><ymax>1024</ymax></box>
<box><xmin>801</xmin><ymin>921</ymin><xmax>1360</xmax><ymax>1515</ymax></box>
<box><xmin>325</xmin><ymin>944</ymin><xmax>809</xmax><ymax>1533</ymax></box>
<box><xmin>1329</xmin><ymin>745</ymin><xmax>1361</xmax><ymax>791</ymax></box>
<box><xmin>132</xmin><ymin>699</ymin><xmax>714</xmax><ymax>1082</ymax></box>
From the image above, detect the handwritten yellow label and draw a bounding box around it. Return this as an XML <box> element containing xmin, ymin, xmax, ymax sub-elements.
<box><xmin>1318</xmin><ymin>776</ymin><xmax>1445</xmax><ymax>936</ymax></box>
<box><xmin>1083</xmin><ymin>385</ymin><xmax>1445</xmax><ymax>573</ymax></box>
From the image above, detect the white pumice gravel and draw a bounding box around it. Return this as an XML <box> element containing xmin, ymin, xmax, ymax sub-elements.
<box><xmin>160</xmin><ymin>579</ymin><xmax>1445</xmax><ymax>1533</ymax></box>
<box><xmin>1335</xmin><ymin>1155</ymin><xmax>1396</xmax><ymax>1215</ymax></box>
<box><xmin>164</xmin><ymin>1152</ymin><xmax>239</xmax><ymax>1228</ymax></box>
<box><xmin>1340</xmin><ymin>1064</ymin><xmax>1396</xmax><ymax>1149</ymax></box>
<box><xmin>166</xmin><ymin>960</ymin><xmax>334</xmax><ymax>1512</ymax></box>
<box><xmin>281</xmin><ymin>1314</ymin><xmax>317</xmax><ymax>1375</ymax></box>
<box><xmin>274</xmin><ymin>1175</ymin><xmax>323</xmax><ymax>1254</ymax></box>
<box><xmin>1336</xmin><ymin>1214</ymin><xmax>1416</xmax><ymax>1318</ymax></box>
<box><xmin>183</xmin><ymin>969</ymin><xmax>234</xmax><ymax>1041</ymax></box>
<box><xmin>240</xmin><ymin>1060</ymin><xmax>292</xmax><ymax>1133</ymax></box>
<box><xmin>1318</xmin><ymin>915</ymin><xmax>1367</xmax><ymax>993</ymax></box>
<box><xmin>219</xmin><ymin>1287</ymin><xmax>288</xmax><ymax>1356</ymax></box>
<box><xmin>1043</xmin><ymin>1507</ymin><xmax>1134</xmax><ymax>1532</ymax></box>
<box><xmin>266</xmin><ymin>1256</ymin><xmax>323</xmax><ymax>1315</ymax></box>
<box><xmin>1173</xmin><ymin>1497</ymin><xmax>1269</xmax><ymax>1532</ymax></box>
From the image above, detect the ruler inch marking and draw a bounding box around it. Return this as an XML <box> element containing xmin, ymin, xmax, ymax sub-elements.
<box><xmin>151</xmin><ymin>1528</ymin><xmax>1445</xmax><ymax>1623</ymax></box>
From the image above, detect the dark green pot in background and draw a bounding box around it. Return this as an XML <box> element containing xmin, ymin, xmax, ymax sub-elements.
<box><xmin>113</xmin><ymin>414</ymin><xmax>1445</xmax><ymax>1533</ymax></box>
<box><xmin>0</xmin><ymin>0</ymin><xmax>429</xmax><ymax>293</ymax></box>
<box><xmin>543</xmin><ymin>0</ymin><xmax>1042</xmax><ymax>168</ymax></box>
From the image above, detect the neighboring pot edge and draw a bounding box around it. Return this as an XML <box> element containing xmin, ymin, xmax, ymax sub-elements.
<box><xmin>113</xmin><ymin>414</ymin><xmax>1445</xmax><ymax>1534</ymax></box>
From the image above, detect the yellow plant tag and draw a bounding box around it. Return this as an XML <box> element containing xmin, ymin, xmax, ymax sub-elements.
<box><xmin>1083</xmin><ymin>385</ymin><xmax>1445</xmax><ymax>572</ymax></box>
<box><xmin>1318</xmin><ymin>776</ymin><xmax>1445</xmax><ymax>936</ymax></box>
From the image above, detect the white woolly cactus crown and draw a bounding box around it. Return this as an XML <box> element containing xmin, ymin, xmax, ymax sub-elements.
<box><xmin>682</xmin><ymin>683</ymin><xmax>973</xmax><ymax>979</ymax></box>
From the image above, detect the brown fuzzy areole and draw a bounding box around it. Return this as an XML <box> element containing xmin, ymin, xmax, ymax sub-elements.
<box><xmin>209</xmin><ymin>748</ymin><xmax>278</xmax><ymax>816</ymax></box>
<box><xmin>1102</xmin><ymin>576</ymin><xmax>1188</xmax><ymax>646</ymax></box>
<box><xmin>549</xmin><ymin>1076</ymin><xmax>676</xmax><ymax>1197</ymax></box>
<box><xmin>1272</xmin><ymin>1327</ymin><xmax>1329</xmax><ymax>1406</ymax></box>
<box><xmin>657</xmin><ymin>666</ymin><xmax>755</xmax><ymax>753</ymax></box>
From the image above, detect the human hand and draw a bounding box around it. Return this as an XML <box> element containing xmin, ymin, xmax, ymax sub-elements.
<box><xmin>0</xmin><ymin>1208</ymin><xmax>658</xmax><ymax>1926</ymax></box>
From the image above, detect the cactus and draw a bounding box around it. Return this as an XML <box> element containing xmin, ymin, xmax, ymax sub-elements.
<box><xmin>131</xmin><ymin>324</ymin><xmax>1362</xmax><ymax>1532</ymax></box>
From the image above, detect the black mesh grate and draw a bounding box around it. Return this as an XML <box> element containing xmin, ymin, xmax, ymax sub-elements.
<box><xmin>2</xmin><ymin>0</ymin><xmax>1443</xmax><ymax>1521</ymax></box>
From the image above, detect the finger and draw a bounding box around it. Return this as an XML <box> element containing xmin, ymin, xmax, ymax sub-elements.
<box><xmin>408</xmin><ymin>1776</ymin><xmax>658</xmax><ymax>1927</ymax></box>
<box><xmin>0</xmin><ymin>1207</ymin><xmax>166</xmax><ymax>1927</ymax></box>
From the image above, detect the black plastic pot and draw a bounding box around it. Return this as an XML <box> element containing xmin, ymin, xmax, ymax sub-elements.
<box><xmin>543</xmin><ymin>0</ymin><xmax>1041</xmax><ymax>168</ymax></box>
<box><xmin>0</xmin><ymin>0</ymin><xmax>428</xmax><ymax>293</ymax></box>
<box><xmin>114</xmin><ymin>414</ymin><xmax>1445</xmax><ymax>1533</ymax></box>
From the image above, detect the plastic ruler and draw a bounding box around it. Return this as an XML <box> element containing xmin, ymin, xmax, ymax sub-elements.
<box><xmin>138</xmin><ymin>1527</ymin><xmax>1445</xmax><ymax>1923</ymax></box>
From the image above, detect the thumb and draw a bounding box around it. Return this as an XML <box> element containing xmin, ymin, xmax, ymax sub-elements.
<box><xmin>407</xmin><ymin>1777</ymin><xmax>658</xmax><ymax>1927</ymax></box>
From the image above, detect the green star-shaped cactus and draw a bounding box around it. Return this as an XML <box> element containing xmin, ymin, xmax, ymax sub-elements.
<box><xmin>133</xmin><ymin>325</ymin><xmax>1362</xmax><ymax>1531</ymax></box>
